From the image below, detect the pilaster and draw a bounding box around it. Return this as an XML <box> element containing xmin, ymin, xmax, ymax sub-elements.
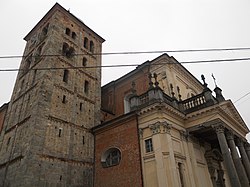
<box><xmin>179</xmin><ymin>131</ymin><xmax>197</xmax><ymax>187</ymax></box>
<box><xmin>161</xmin><ymin>122</ymin><xmax>179</xmax><ymax>187</ymax></box>
<box><xmin>149</xmin><ymin>122</ymin><xmax>169</xmax><ymax>187</ymax></box>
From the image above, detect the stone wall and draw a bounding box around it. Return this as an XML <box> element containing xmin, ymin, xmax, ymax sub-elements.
<box><xmin>0</xmin><ymin>4</ymin><xmax>103</xmax><ymax>186</ymax></box>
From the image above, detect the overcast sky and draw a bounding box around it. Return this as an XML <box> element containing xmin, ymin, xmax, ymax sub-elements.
<box><xmin>1</xmin><ymin>0</ymin><xmax>250</xmax><ymax>138</ymax></box>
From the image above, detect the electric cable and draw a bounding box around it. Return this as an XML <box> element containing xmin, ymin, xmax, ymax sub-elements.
<box><xmin>0</xmin><ymin>47</ymin><xmax>250</xmax><ymax>59</ymax></box>
<box><xmin>0</xmin><ymin>57</ymin><xmax>250</xmax><ymax>72</ymax></box>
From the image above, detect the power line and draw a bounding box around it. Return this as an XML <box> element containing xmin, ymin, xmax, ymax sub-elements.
<box><xmin>1</xmin><ymin>57</ymin><xmax>250</xmax><ymax>72</ymax></box>
<box><xmin>234</xmin><ymin>91</ymin><xmax>250</xmax><ymax>104</ymax></box>
<box><xmin>1</xmin><ymin>47</ymin><xmax>250</xmax><ymax>59</ymax></box>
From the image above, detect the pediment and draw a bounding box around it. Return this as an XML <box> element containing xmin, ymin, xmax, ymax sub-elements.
<box><xmin>218</xmin><ymin>100</ymin><xmax>249</xmax><ymax>131</ymax></box>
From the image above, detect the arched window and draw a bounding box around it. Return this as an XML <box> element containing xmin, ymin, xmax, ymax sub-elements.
<box><xmin>62</xmin><ymin>42</ymin><xmax>69</xmax><ymax>55</ymax></box>
<box><xmin>82</xmin><ymin>57</ymin><xmax>87</xmax><ymax>66</ymax></box>
<box><xmin>84</xmin><ymin>37</ymin><xmax>88</xmax><ymax>49</ymax></box>
<box><xmin>101</xmin><ymin>148</ymin><xmax>121</xmax><ymax>168</ymax></box>
<box><xmin>72</xmin><ymin>32</ymin><xmax>77</xmax><ymax>39</ymax></box>
<box><xmin>62</xmin><ymin>43</ymin><xmax>75</xmax><ymax>58</ymax></box>
<box><xmin>90</xmin><ymin>41</ymin><xmax>94</xmax><ymax>53</ymax></box>
<box><xmin>42</xmin><ymin>23</ymin><xmax>49</xmax><ymax>36</ymax></box>
<box><xmin>65</xmin><ymin>28</ymin><xmax>71</xmax><ymax>36</ymax></box>
<box><xmin>124</xmin><ymin>94</ymin><xmax>133</xmax><ymax>114</ymax></box>
<box><xmin>67</xmin><ymin>47</ymin><xmax>75</xmax><ymax>58</ymax></box>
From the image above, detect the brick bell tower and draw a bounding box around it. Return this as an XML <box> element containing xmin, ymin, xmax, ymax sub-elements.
<box><xmin>0</xmin><ymin>3</ymin><xmax>104</xmax><ymax>186</ymax></box>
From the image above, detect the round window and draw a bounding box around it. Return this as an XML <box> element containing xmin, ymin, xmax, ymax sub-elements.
<box><xmin>101</xmin><ymin>148</ymin><xmax>121</xmax><ymax>168</ymax></box>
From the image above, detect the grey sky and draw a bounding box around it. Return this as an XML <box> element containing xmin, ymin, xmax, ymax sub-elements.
<box><xmin>1</xmin><ymin>0</ymin><xmax>250</xmax><ymax>138</ymax></box>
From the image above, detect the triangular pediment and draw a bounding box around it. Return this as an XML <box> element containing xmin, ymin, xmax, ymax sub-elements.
<box><xmin>220</xmin><ymin>100</ymin><xmax>249</xmax><ymax>131</ymax></box>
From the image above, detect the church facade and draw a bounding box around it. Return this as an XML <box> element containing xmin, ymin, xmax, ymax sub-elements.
<box><xmin>95</xmin><ymin>54</ymin><xmax>250</xmax><ymax>187</ymax></box>
<box><xmin>0</xmin><ymin>3</ymin><xmax>250</xmax><ymax>187</ymax></box>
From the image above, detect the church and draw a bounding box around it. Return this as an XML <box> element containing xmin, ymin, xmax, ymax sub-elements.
<box><xmin>0</xmin><ymin>3</ymin><xmax>250</xmax><ymax>187</ymax></box>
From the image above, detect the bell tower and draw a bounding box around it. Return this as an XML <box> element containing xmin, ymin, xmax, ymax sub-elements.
<box><xmin>0</xmin><ymin>3</ymin><xmax>104</xmax><ymax>186</ymax></box>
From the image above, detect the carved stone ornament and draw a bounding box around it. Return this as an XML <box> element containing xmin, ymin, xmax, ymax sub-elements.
<box><xmin>244</xmin><ymin>142</ymin><xmax>250</xmax><ymax>151</ymax></box>
<box><xmin>236</xmin><ymin>138</ymin><xmax>244</xmax><ymax>147</ymax></box>
<box><xmin>138</xmin><ymin>128</ymin><xmax>143</xmax><ymax>138</ymax></box>
<box><xmin>212</xmin><ymin>124</ymin><xmax>225</xmax><ymax>134</ymax></box>
<box><xmin>162</xmin><ymin>121</ymin><xmax>172</xmax><ymax>134</ymax></box>
<box><xmin>149</xmin><ymin>122</ymin><xmax>161</xmax><ymax>134</ymax></box>
<box><xmin>180</xmin><ymin>130</ymin><xmax>189</xmax><ymax>141</ymax></box>
<box><xmin>226</xmin><ymin>130</ymin><xmax>234</xmax><ymax>141</ymax></box>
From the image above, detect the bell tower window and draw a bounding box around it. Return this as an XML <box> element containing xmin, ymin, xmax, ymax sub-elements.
<box><xmin>72</xmin><ymin>32</ymin><xmax>77</xmax><ymax>39</ymax></box>
<box><xmin>82</xmin><ymin>57</ymin><xmax>87</xmax><ymax>66</ymax></box>
<box><xmin>84</xmin><ymin>37</ymin><xmax>88</xmax><ymax>49</ymax></box>
<box><xmin>65</xmin><ymin>28</ymin><xmax>71</xmax><ymax>36</ymax></box>
<box><xmin>90</xmin><ymin>41</ymin><xmax>94</xmax><ymax>53</ymax></box>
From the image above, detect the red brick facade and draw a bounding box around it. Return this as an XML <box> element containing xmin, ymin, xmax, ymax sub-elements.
<box><xmin>101</xmin><ymin>63</ymin><xmax>149</xmax><ymax>119</ymax></box>
<box><xmin>93</xmin><ymin>113</ymin><xmax>143</xmax><ymax>187</ymax></box>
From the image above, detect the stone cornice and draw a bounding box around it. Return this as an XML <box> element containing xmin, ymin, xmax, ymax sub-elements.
<box><xmin>138</xmin><ymin>101</ymin><xmax>185</xmax><ymax>121</ymax></box>
<box><xmin>185</xmin><ymin>101</ymin><xmax>248</xmax><ymax>136</ymax></box>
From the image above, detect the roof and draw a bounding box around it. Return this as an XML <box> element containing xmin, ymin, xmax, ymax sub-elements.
<box><xmin>24</xmin><ymin>3</ymin><xmax>105</xmax><ymax>43</ymax></box>
<box><xmin>92</xmin><ymin>111</ymin><xmax>137</xmax><ymax>133</ymax></box>
<box><xmin>0</xmin><ymin>102</ymin><xmax>9</xmax><ymax>112</ymax></box>
<box><xmin>102</xmin><ymin>53</ymin><xmax>204</xmax><ymax>90</ymax></box>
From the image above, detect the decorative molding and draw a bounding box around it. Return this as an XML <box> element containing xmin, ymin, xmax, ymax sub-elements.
<box><xmin>174</xmin><ymin>153</ymin><xmax>186</xmax><ymax>160</ymax></box>
<box><xmin>162</xmin><ymin>122</ymin><xmax>172</xmax><ymax>134</ymax></box>
<box><xmin>143</xmin><ymin>153</ymin><xmax>155</xmax><ymax>161</ymax></box>
<box><xmin>235</xmin><ymin>138</ymin><xmax>245</xmax><ymax>147</ymax></box>
<box><xmin>244</xmin><ymin>143</ymin><xmax>250</xmax><ymax>151</ymax></box>
<box><xmin>212</xmin><ymin>124</ymin><xmax>225</xmax><ymax>134</ymax></box>
<box><xmin>138</xmin><ymin>128</ymin><xmax>143</xmax><ymax>139</ymax></box>
<box><xmin>226</xmin><ymin>130</ymin><xmax>234</xmax><ymax>141</ymax></box>
<box><xmin>149</xmin><ymin>122</ymin><xmax>161</xmax><ymax>134</ymax></box>
<box><xmin>179</xmin><ymin>130</ymin><xmax>190</xmax><ymax>141</ymax></box>
<box><xmin>138</xmin><ymin>102</ymin><xmax>185</xmax><ymax>120</ymax></box>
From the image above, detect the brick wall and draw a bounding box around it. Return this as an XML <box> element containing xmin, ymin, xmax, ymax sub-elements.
<box><xmin>101</xmin><ymin>65</ymin><xmax>149</xmax><ymax>119</ymax></box>
<box><xmin>94</xmin><ymin>113</ymin><xmax>143</xmax><ymax>187</ymax></box>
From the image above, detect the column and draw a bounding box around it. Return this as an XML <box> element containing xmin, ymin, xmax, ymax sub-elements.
<box><xmin>226</xmin><ymin>131</ymin><xmax>249</xmax><ymax>186</ymax></box>
<box><xmin>138</xmin><ymin>128</ymin><xmax>147</xmax><ymax>187</ymax></box>
<box><xmin>245</xmin><ymin>143</ymin><xmax>250</xmax><ymax>161</ymax></box>
<box><xmin>214</xmin><ymin>125</ymin><xmax>241</xmax><ymax>187</ymax></box>
<box><xmin>237</xmin><ymin>138</ymin><xmax>250</xmax><ymax>181</ymax></box>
